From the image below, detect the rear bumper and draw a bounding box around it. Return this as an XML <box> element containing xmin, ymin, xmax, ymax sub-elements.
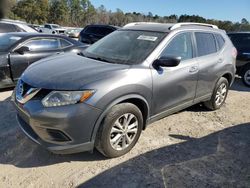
<box><xmin>14</xmin><ymin>99</ymin><xmax>102</xmax><ymax>154</ymax></box>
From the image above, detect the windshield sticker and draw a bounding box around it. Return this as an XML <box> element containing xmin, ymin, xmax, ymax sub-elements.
<box><xmin>137</xmin><ymin>35</ymin><xmax>158</xmax><ymax>41</ymax></box>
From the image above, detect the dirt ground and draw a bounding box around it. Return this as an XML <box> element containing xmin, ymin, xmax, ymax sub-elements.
<box><xmin>0</xmin><ymin>77</ymin><xmax>249</xmax><ymax>188</ymax></box>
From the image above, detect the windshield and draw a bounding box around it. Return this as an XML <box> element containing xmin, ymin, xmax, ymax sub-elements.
<box><xmin>83</xmin><ymin>30</ymin><xmax>166</xmax><ymax>65</ymax></box>
<box><xmin>0</xmin><ymin>34</ymin><xmax>22</xmax><ymax>52</ymax></box>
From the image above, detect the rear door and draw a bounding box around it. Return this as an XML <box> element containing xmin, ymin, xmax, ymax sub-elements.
<box><xmin>9</xmin><ymin>37</ymin><xmax>63</xmax><ymax>81</ymax></box>
<box><xmin>194</xmin><ymin>32</ymin><xmax>221</xmax><ymax>99</ymax></box>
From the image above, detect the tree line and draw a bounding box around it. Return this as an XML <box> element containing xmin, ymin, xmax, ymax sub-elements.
<box><xmin>1</xmin><ymin>0</ymin><xmax>250</xmax><ymax>31</ymax></box>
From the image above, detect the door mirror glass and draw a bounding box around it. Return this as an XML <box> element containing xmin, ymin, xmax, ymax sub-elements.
<box><xmin>153</xmin><ymin>56</ymin><xmax>181</xmax><ymax>68</ymax></box>
<box><xmin>14</xmin><ymin>46</ymin><xmax>30</xmax><ymax>54</ymax></box>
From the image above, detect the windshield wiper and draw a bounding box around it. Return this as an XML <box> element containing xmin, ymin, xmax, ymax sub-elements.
<box><xmin>86</xmin><ymin>55</ymin><xmax>112</xmax><ymax>63</ymax></box>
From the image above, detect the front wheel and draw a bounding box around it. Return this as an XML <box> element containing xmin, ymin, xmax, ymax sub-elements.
<box><xmin>95</xmin><ymin>103</ymin><xmax>143</xmax><ymax>158</ymax></box>
<box><xmin>204</xmin><ymin>77</ymin><xmax>229</xmax><ymax>110</ymax></box>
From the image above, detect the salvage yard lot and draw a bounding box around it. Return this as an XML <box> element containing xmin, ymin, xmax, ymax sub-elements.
<box><xmin>0</xmin><ymin>78</ymin><xmax>249</xmax><ymax>188</ymax></box>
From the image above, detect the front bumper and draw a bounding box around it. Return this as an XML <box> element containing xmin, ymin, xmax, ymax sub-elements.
<box><xmin>14</xmin><ymin>99</ymin><xmax>102</xmax><ymax>154</ymax></box>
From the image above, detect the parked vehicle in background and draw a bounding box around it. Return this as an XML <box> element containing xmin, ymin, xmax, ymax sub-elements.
<box><xmin>79</xmin><ymin>24</ymin><xmax>119</xmax><ymax>44</ymax></box>
<box><xmin>39</xmin><ymin>24</ymin><xmax>66</xmax><ymax>35</ymax></box>
<box><xmin>228</xmin><ymin>32</ymin><xmax>250</xmax><ymax>87</ymax></box>
<box><xmin>0</xmin><ymin>32</ymin><xmax>87</xmax><ymax>89</ymax></box>
<box><xmin>0</xmin><ymin>19</ymin><xmax>37</xmax><ymax>33</ymax></box>
<box><xmin>66</xmin><ymin>28</ymin><xmax>82</xmax><ymax>38</ymax></box>
<box><xmin>13</xmin><ymin>22</ymin><xmax>236</xmax><ymax>158</ymax></box>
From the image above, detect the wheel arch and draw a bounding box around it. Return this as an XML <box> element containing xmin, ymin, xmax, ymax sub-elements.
<box><xmin>90</xmin><ymin>94</ymin><xmax>150</xmax><ymax>143</ymax></box>
<box><xmin>221</xmin><ymin>72</ymin><xmax>234</xmax><ymax>86</ymax></box>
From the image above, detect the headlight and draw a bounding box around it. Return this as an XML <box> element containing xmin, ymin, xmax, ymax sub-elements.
<box><xmin>42</xmin><ymin>90</ymin><xmax>95</xmax><ymax>107</ymax></box>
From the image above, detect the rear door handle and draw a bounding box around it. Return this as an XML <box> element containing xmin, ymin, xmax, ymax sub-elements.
<box><xmin>189</xmin><ymin>66</ymin><xmax>198</xmax><ymax>73</ymax></box>
<box><xmin>218</xmin><ymin>58</ymin><xmax>223</xmax><ymax>63</ymax></box>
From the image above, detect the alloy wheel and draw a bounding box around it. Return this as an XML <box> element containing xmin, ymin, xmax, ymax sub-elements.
<box><xmin>215</xmin><ymin>83</ymin><xmax>227</xmax><ymax>106</ymax></box>
<box><xmin>109</xmin><ymin>113</ymin><xmax>138</xmax><ymax>151</ymax></box>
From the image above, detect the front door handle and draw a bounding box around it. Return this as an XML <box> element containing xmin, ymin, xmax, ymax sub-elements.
<box><xmin>189</xmin><ymin>66</ymin><xmax>198</xmax><ymax>73</ymax></box>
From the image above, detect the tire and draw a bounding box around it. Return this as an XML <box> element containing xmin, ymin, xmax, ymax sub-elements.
<box><xmin>95</xmin><ymin>103</ymin><xmax>143</xmax><ymax>158</ymax></box>
<box><xmin>204</xmin><ymin>77</ymin><xmax>229</xmax><ymax>110</ymax></box>
<box><xmin>241</xmin><ymin>64</ymin><xmax>250</xmax><ymax>87</ymax></box>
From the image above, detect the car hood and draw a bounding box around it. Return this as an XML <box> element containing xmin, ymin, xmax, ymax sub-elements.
<box><xmin>22</xmin><ymin>53</ymin><xmax>130</xmax><ymax>90</ymax></box>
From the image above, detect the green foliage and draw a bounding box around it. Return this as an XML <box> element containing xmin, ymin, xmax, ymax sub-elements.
<box><xmin>1</xmin><ymin>0</ymin><xmax>250</xmax><ymax>31</ymax></box>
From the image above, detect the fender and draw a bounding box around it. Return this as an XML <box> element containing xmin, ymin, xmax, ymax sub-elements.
<box><xmin>90</xmin><ymin>94</ymin><xmax>150</xmax><ymax>143</ymax></box>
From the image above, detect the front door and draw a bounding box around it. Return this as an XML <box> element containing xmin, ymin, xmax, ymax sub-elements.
<box><xmin>151</xmin><ymin>32</ymin><xmax>198</xmax><ymax>116</ymax></box>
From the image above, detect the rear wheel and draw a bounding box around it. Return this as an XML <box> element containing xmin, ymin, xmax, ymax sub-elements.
<box><xmin>95</xmin><ymin>103</ymin><xmax>143</xmax><ymax>158</ymax></box>
<box><xmin>204</xmin><ymin>77</ymin><xmax>229</xmax><ymax>110</ymax></box>
<box><xmin>241</xmin><ymin>64</ymin><xmax>250</xmax><ymax>87</ymax></box>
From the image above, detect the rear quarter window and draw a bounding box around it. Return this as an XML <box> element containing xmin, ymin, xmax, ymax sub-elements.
<box><xmin>195</xmin><ymin>32</ymin><xmax>217</xmax><ymax>57</ymax></box>
<box><xmin>215</xmin><ymin>34</ymin><xmax>225</xmax><ymax>51</ymax></box>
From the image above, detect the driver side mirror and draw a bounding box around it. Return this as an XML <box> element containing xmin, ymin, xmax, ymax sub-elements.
<box><xmin>153</xmin><ymin>56</ymin><xmax>181</xmax><ymax>69</ymax></box>
<box><xmin>14</xmin><ymin>46</ymin><xmax>30</xmax><ymax>55</ymax></box>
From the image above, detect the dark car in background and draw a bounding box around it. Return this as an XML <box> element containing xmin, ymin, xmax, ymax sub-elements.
<box><xmin>228</xmin><ymin>32</ymin><xmax>250</xmax><ymax>86</ymax></box>
<box><xmin>79</xmin><ymin>24</ymin><xmax>119</xmax><ymax>44</ymax></box>
<box><xmin>0</xmin><ymin>32</ymin><xmax>87</xmax><ymax>89</ymax></box>
<box><xmin>0</xmin><ymin>19</ymin><xmax>37</xmax><ymax>33</ymax></box>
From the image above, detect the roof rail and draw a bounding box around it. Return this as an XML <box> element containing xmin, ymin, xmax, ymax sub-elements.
<box><xmin>170</xmin><ymin>22</ymin><xmax>218</xmax><ymax>30</ymax></box>
<box><xmin>124</xmin><ymin>22</ymin><xmax>160</xmax><ymax>27</ymax></box>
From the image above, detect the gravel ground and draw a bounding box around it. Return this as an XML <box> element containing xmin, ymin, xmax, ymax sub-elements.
<box><xmin>0</xmin><ymin>77</ymin><xmax>249</xmax><ymax>188</ymax></box>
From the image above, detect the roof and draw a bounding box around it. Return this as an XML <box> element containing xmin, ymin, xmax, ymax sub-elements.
<box><xmin>4</xmin><ymin>32</ymin><xmax>66</xmax><ymax>37</ymax></box>
<box><xmin>122</xmin><ymin>22</ymin><xmax>220</xmax><ymax>33</ymax></box>
<box><xmin>86</xmin><ymin>24</ymin><xmax>120</xmax><ymax>29</ymax></box>
<box><xmin>227</xmin><ymin>32</ymin><xmax>250</xmax><ymax>35</ymax></box>
<box><xmin>1</xmin><ymin>32</ymin><xmax>81</xmax><ymax>45</ymax></box>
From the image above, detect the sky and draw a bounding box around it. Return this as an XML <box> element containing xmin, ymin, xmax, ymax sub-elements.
<box><xmin>91</xmin><ymin>0</ymin><xmax>250</xmax><ymax>23</ymax></box>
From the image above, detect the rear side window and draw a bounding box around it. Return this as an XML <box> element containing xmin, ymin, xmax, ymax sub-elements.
<box><xmin>24</xmin><ymin>38</ymin><xmax>60</xmax><ymax>51</ymax></box>
<box><xmin>161</xmin><ymin>32</ymin><xmax>193</xmax><ymax>61</ymax></box>
<box><xmin>85</xmin><ymin>26</ymin><xmax>99</xmax><ymax>34</ymax></box>
<box><xmin>98</xmin><ymin>27</ymin><xmax>114</xmax><ymax>35</ymax></box>
<box><xmin>228</xmin><ymin>34</ymin><xmax>250</xmax><ymax>52</ymax></box>
<box><xmin>195</xmin><ymin>32</ymin><xmax>217</xmax><ymax>56</ymax></box>
<box><xmin>215</xmin><ymin>34</ymin><xmax>225</xmax><ymax>50</ymax></box>
<box><xmin>0</xmin><ymin>23</ymin><xmax>18</xmax><ymax>33</ymax></box>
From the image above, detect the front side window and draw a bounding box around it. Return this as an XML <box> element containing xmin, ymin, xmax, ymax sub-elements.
<box><xmin>24</xmin><ymin>38</ymin><xmax>60</xmax><ymax>51</ymax></box>
<box><xmin>83</xmin><ymin>30</ymin><xmax>166</xmax><ymax>65</ymax></box>
<box><xmin>195</xmin><ymin>32</ymin><xmax>217</xmax><ymax>56</ymax></box>
<box><xmin>160</xmin><ymin>32</ymin><xmax>193</xmax><ymax>61</ymax></box>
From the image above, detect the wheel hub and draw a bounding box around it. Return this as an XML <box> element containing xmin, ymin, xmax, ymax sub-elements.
<box><xmin>109</xmin><ymin>113</ymin><xmax>138</xmax><ymax>151</ymax></box>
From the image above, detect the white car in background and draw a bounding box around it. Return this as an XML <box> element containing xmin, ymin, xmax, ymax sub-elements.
<box><xmin>39</xmin><ymin>24</ymin><xmax>66</xmax><ymax>34</ymax></box>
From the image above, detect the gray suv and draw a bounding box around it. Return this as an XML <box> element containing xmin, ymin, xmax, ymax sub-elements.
<box><xmin>13</xmin><ymin>22</ymin><xmax>236</xmax><ymax>158</ymax></box>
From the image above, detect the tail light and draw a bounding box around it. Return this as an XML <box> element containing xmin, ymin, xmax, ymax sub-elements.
<box><xmin>232</xmin><ymin>47</ymin><xmax>237</xmax><ymax>58</ymax></box>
